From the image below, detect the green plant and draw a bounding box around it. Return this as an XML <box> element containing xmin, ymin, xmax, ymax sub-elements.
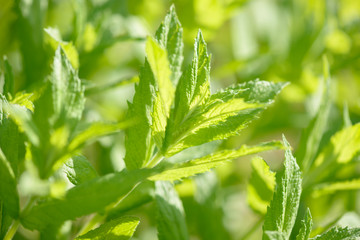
<box><xmin>1</xmin><ymin>5</ymin><xmax>360</xmax><ymax>240</ymax></box>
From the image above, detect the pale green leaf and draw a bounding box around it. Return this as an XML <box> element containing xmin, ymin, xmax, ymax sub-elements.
<box><xmin>296</xmin><ymin>208</ymin><xmax>313</xmax><ymax>240</ymax></box>
<box><xmin>155</xmin><ymin>4</ymin><xmax>183</xmax><ymax>84</ymax></box>
<box><xmin>247</xmin><ymin>157</ymin><xmax>276</xmax><ymax>214</ymax></box>
<box><xmin>151</xmin><ymin>141</ymin><xmax>283</xmax><ymax>181</ymax></box>
<box><xmin>51</xmin><ymin>46</ymin><xmax>85</xmax><ymax>126</ymax></box>
<box><xmin>63</xmin><ymin>155</ymin><xmax>98</xmax><ymax>185</ymax></box>
<box><xmin>165</xmin><ymin>80</ymin><xmax>286</xmax><ymax>156</ymax></box>
<box><xmin>311</xmin><ymin>226</ymin><xmax>360</xmax><ymax>240</ymax></box>
<box><xmin>297</xmin><ymin>58</ymin><xmax>331</xmax><ymax>172</ymax></box>
<box><xmin>0</xmin><ymin>148</ymin><xmax>19</xmax><ymax>218</ymax></box>
<box><xmin>155</xmin><ymin>181</ymin><xmax>189</xmax><ymax>240</ymax></box>
<box><xmin>263</xmin><ymin>136</ymin><xmax>302</xmax><ymax>240</ymax></box>
<box><xmin>312</xmin><ymin>179</ymin><xmax>360</xmax><ymax>198</ymax></box>
<box><xmin>164</xmin><ymin>31</ymin><xmax>211</xmax><ymax>154</ymax></box>
<box><xmin>76</xmin><ymin>216</ymin><xmax>140</xmax><ymax>240</ymax></box>
<box><xmin>21</xmin><ymin>169</ymin><xmax>154</xmax><ymax>230</ymax></box>
<box><xmin>69</xmin><ymin>121</ymin><xmax>131</xmax><ymax>153</ymax></box>
<box><xmin>146</xmin><ymin>36</ymin><xmax>174</xmax><ymax>148</ymax></box>
<box><xmin>314</xmin><ymin>124</ymin><xmax>360</xmax><ymax>166</ymax></box>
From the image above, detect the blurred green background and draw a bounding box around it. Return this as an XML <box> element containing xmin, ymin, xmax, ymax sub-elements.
<box><xmin>1</xmin><ymin>0</ymin><xmax>360</xmax><ymax>239</ymax></box>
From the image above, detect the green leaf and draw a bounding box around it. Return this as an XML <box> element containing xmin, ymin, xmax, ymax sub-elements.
<box><xmin>164</xmin><ymin>30</ymin><xmax>211</xmax><ymax>154</ymax></box>
<box><xmin>63</xmin><ymin>155</ymin><xmax>98</xmax><ymax>185</ymax></box>
<box><xmin>51</xmin><ymin>46</ymin><xmax>85</xmax><ymax>127</ymax></box>
<box><xmin>247</xmin><ymin>157</ymin><xmax>276</xmax><ymax>215</ymax></box>
<box><xmin>305</xmin><ymin>124</ymin><xmax>360</xmax><ymax>186</ymax></box>
<box><xmin>155</xmin><ymin>4</ymin><xmax>183</xmax><ymax>84</ymax></box>
<box><xmin>296</xmin><ymin>208</ymin><xmax>313</xmax><ymax>240</ymax></box>
<box><xmin>146</xmin><ymin>36</ymin><xmax>174</xmax><ymax>148</ymax></box>
<box><xmin>68</xmin><ymin>121</ymin><xmax>131</xmax><ymax>153</ymax></box>
<box><xmin>0</xmin><ymin>97</ymin><xmax>25</xmax><ymax>177</ymax></box>
<box><xmin>151</xmin><ymin>141</ymin><xmax>283</xmax><ymax>181</ymax></box>
<box><xmin>265</xmin><ymin>231</ymin><xmax>286</xmax><ymax>240</ymax></box>
<box><xmin>21</xmin><ymin>169</ymin><xmax>154</xmax><ymax>230</ymax></box>
<box><xmin>1</xmin><ymin>56</ymin><xmax>14</xmax><ymax>97</ymax></box>
<box><xmin>311</xmin><ymin>179</ymin><xmax>360</xmax><ymax>198</ymax></box>
<box><xmin>165</xmin><ymin>80</ymin><xmax>286</xmax><ymax>156</ymax></box>
<box><xmin>75</xmin><ymin>216</ymin><xmax>140</xmax><ymax>240</ymax></box>
<box><xmin>0</xmin><ymin>148</ymin><xmax>19</xmax><ymax>218</ymax></box>
<box><xmin>311</xmin><ymin>226</ymin><xmax>360</xmax><ymax>240</ymax></box>
<box><xmin>155</xmin><ymin>181</ymin><xmax>189</xmax><ymax>240</ymax></box>
<box><xmin>263</xmin><ymin>136</ymin><xmax>302</xmax><ymax>240</ymax></box>
<box><xmin>297</xmin><ymin>58</ymin><xmax>331</xmax><ymax>172</ymax></box>
<box><xmin>314</xmin><ymin>124</ymin><xmax>360</xmax><ymax>166</ymax></box>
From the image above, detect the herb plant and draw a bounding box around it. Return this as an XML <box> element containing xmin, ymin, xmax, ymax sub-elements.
<box><xmin>0</xmin><ymin>4</ymin><xmax>360</xmax><ymax>240</ymax></box>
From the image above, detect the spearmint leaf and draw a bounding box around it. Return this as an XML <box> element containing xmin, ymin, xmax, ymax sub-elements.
<box><xmin>68</xmin><ymin>121</ymin><xmax>131</xmax><ymax>153</ymax></box>
<box><xmin>311</xmin><ymin>179</ymin><xmax>360</xmax><ymax>198</ymax></box>
<box><xmin>263</xmin><ymin>136</ymin><xmax>302</xmax><ymax>240</ymax></box>
<box><xmin>63</xmin><ymin>155</ymin><xmax>98</xmax><ymax>185</ymax></box>
<box><xmin>51</xmin><ymin>46</ymin><xmax>85</xmax><ymax>126</ymax></box>
<box><xmin>0</xmin><ymin>97</ymin><xmax>25</xmax><ymax>177</ymax></box>
<box><xmin>297</xmin><ymin>58</ymin><xmax>331</xmax><ymax>172</ymax></box>
<box><xmin>75</xmin><ymin>216</ymin><xmax>140</xmax><ymax>240</ymax></box>
<box><xmin>124</xmin><ymin>54</ymin><xmax>157</xmax><ymax>169</ymax></box>
<box><xmin>146</xmin><ymin>37</ymin><xmax>174</xmax><ymax>148</ymax></box>
<box><xmin>296</xmin><ymin>208</ymin><xmax>313</xmax><ymax>240</ymax></box>
<box><xmin>165</xmin><ymin>80</ymin><xmax>286</xmax><ymax>156</ymax></box>
<box><xmin>1</xmin><ymin>56</ymin><xmax>14</xmax><ymax>97</ymax></box>
<box><xmin>314</xmin><ymin>124</ymin><xmax>360</xmax><ymax>166</ymax></box>
<box><xmin>155</xmin><ymin>4</ymin><xmax>183</xmax><ymax>84</ymax></box>
<box><xmin>164</xmin><ymin>31</ymin><xmax>210</xmax><ymax>154</ymax></box>
<box><xmin>0</xmin><ymin>148</ymin><xmax>19</xmax><ymax>218</ymax></box>
<box><xmin>311</xmin><ymin>226</ymin><xmax>360</xmax><ymax>240</ymax></box>
<box><xmin>265</xmin><ymin>231</ymin><xmax>286</xmax><ymax>240</ymax></box>
<box><xmin>21</xmin><ymin>169</ymin><xmax>154</xmax><ymax>230</ymax></box>
<box><xmin>151</xmin><ymin>141</ymin><xmax>282</xmax><ymax>181</ymax></box>
<box><xmin>155</xmin><ymin>181</ymin><xmax>189</xmax><ymax>240</ymax></box>
<box><xmin>247</xmin><ymin>157</ymin><xmax>276</xmax><ymax>215</ymax></box>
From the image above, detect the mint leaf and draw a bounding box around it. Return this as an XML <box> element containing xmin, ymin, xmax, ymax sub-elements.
<box><xmin>155</xmin><ymin>4</ymin><xmax>183</xmax><ymax>84</ymax></box>
<box><xmin>51</xmin><ymin>46</ymin><xmax>85</xmax><ymax>127</ymax></box>
<box><xmin>165</xmin><ymin>80</ymin><xmax>286</xmax><ymax>156</ymax></box>
<box><xmin>311</xmin><ymin>226</ymin><xmax>360</xmax><ymax>240</ymax></box>
<box><xmin>21</xmin><ymin>169</ymin><xmax>154</xmax><ymax>230</ymax></box>
<box><xmin>297</xmin><ymin>57</ymin><xmax>331</xmax><ymax>172</ymax></box>
<box><xmin>263</xmin><ymin>136</ymin><xmax>302</xmax><ymax>240</ymax></box>
<box><xmin>75</xmin><ymin>216</ymin><xmax>140</xmax><ymax>240</ymax></box>
<box><xmin>151</xmin><ymin>141</ymin><xmax>282</xmax><ymax>181</ymax></box>
<box><xmin>0</xmin><ymin>148</ymin><xmax>19</xmax><ymax>218</ymax></box>
<box><xmin>265</xmin><ymin>231</ymin><xmax>286</xmax><ymax>240</ymax></box>
<box><xmin>296</xmin><ymin>208</ymin><xmax>313</xmax><ymax>240</ymax></box>
<box><xmin>146</xmin><ymin>36</ymin><xmax>174</xmax><ymax>148</ymax></box>
<box><xmin>247</xmin><ymin>157</ymin><xmax>276</xmax><ymax>215</ymax></box>
<box><xmin>63</xmin><ymin>155</ymin><xmax>98</xmax><ymax>185</ymax></box>
<box><xmin>155</xmin><ymin>181</ymin><xmax>189</xmax><ymax>240</ymax></box>
<box><xmin>311</xmin><ymin>178</ymin><xmax>360</xmax><ymax>198</ymax></box>
<box><xmin>164</xmin><ymin>30</ymin><xmax>211</xmax><ymax>154</ymax></box>
<box><xmin>1</xmin><ymin>56</ymin><xmax>14</xmax><ymax>97</ymax></box>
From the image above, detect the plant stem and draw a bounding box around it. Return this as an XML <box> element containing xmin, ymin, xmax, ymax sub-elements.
<box><xmin>239</xmin><ymin>216</ymin><xmax>263</xmax><ymax>240</ymax></box>
<box><xmin>3</xmin><ymin>219</ymin><xmax>20</xmax><ymax>240</ymax></box>
<box><xmin>145</xmin><ymin>151</ymin><xmax>164</xmax><ymax>168</ymax></box>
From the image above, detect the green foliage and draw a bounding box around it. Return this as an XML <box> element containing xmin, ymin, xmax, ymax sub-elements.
<box><xmin>0</xmin><ymin>2</ymin><xmax>360</xmax><ymax>240</ymax></box>
<box><xmin>155</xmin><ymin>181</ymin><xmax>189</xmax><ymax>240</ymax></box>
<box><xmin>263</xmin><ymin>136</ymin><xmax>302</xmax><ymax>240</ymax></box>
<box><xmin>75</xmin><ymin>216</ymin><xmax>140</xmax><ymax>240</ymax></box>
